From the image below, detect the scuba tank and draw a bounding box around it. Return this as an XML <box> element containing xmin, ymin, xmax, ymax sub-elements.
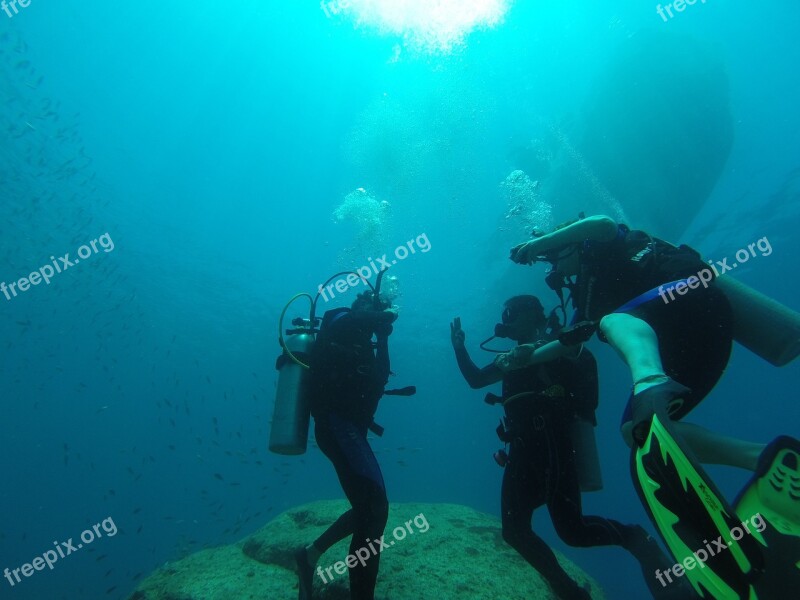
<box><xmin>569</xmin><ymin>418</ymin><xmax>603</xmax><ymax>492</ymax></box>
<box><xmin>714</xmin><ymin>275</ymin><xmax>800</xmax><ymax>367</ymax></box>
<box><xmin>268</xmin><ymin>270</ymin><xmax>390</xmax><ymax>455</ymax></box>
<box><xmin>269</xmin><ymin>296</ymin><xmax>318</xmax><ymax>455</ymax></box>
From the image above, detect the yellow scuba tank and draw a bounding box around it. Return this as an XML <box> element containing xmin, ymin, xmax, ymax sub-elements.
<box><xmin>269</xmin><ymin>295</ymin><xmax>316</xmax><ymax>455</ymax></box>
<box><xmin>715</xmin><ymin>276</ymin><xmax>800</xmax><ymax>367</ymax></box>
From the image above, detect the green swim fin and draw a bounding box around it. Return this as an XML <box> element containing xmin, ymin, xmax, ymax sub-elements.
<box><xmin>631</xmin><ymin>415</ymin><xmax>765</xmax><ymax>599</ymax></box>
<box><xmin>733</xmin><ymin>436</ymin><xmax>800</xmax><ymax>598</ymax></box>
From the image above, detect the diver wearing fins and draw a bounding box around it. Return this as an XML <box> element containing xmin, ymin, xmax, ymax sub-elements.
<box><xmin>451</xmin><ymin>295</ymin><xmax>688</xmax><ymax>600</ymax></box>
<box><xmin>502</xmin><ymin>214</ymin><xmax>800</xmax><ymax>599</ymax></box>
<box><xmin>294</xmin><ymin>286</ymin><xmax>399</xmax><ymax>600</ymax></box>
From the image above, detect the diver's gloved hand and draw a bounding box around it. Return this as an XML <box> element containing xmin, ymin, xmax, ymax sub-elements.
<box><xmin>374</xmin><ymin>307</ymin><xmax>398</xmax><ymax>338</ymax></box>
<box><xmin>494</xmin><ymin>344</ymin><xmax>536</xmax><ymax>372</ymax></box>
<box><xmin>558</xmin><ymin>321</ymin><xmax>597</xmax><ymax>346</ymax></box>
<box><xmin>510</xmin><ymin>239</ymin><xmax>543</xmax><ymax>265</ymax></box>
<box><xmin>450</xmin><ymin>317</ymin><xmax>466</xmax><ymax>349</ymax></box>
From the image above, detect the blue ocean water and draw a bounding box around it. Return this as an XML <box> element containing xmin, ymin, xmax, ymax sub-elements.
<box><xmin>1</xmin><ymin>1</ymin><xmax>799</xmax><ymax>599</ymax></box>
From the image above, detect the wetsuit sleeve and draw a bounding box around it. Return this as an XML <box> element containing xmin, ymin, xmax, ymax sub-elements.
<box><xmin>454</xmin><ymin>346</ymin><xmax>503</xmax><ymax>389</ymax></box>
<box><xmin>374</xmin><ymin>331</ymin><xmax>390</xmax><ymax>387</ymax></box>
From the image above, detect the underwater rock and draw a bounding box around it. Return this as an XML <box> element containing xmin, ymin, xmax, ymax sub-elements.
<box><xmin>128</xmin><ymin>499</ymin><xmax>605</xmax><ymax>600</ymax></box>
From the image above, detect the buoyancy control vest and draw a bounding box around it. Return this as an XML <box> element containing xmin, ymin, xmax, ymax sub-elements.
<box><xmin>308</xmin><ymin>308</ymin><xmax>389</xmax><ymax>428</ymax></box>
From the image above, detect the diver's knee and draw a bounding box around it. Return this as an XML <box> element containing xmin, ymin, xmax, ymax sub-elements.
<box><xmin>373</xmin><ymin>496</ymin><xmax>389</xmax><ymax>527</ymax></box>
<box><xmin>354</xmin><ymin>490</ymin><xmax>388</xmax><ymax>529</ymax></box>
<box><xmin>501</xmin><ymin>519</ymin><xmax>524</xmax><ymax>547</ymax></box>
<box><xmin>502</xmin><ymin>530</ymin><xmax>524</xmax><ymax>551</ymax></box>
<box><xmin>553</xmin><ymin>523</ymin><xmax>589</xmax><ymax>548</ymax></box>
<box><xmin>598</xmin><ymin>313</ymin><xmax>623</xmax><ymax>337</ymax></box>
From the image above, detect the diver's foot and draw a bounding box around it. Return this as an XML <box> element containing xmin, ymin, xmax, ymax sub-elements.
<box><xmin>572</xmin><ymin>582</ymin><xmax>592</xmax><ymax>600</ymax></box>
<box><xmin>295</xmin><ymin>547</ymin><xmax>314</xmax><ymax>600</ymax></box>
<box><xmin>556</xmin><ymin>581</ymin><xmax>591</xmax><ymax>600</ymax></box>
<box><xmin>631</xmin><ymin>378</ymin><xmax>692</xmax><ymax>446</ymax></box>
<box><xmin>623</xmin><ymin>526</ymin><xmax>697</xmax><ymax>599</ymax></box>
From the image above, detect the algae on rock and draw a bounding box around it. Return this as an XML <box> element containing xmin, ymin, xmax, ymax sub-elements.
<box><xmin>129</xmin><ymin>500</ymin><xmax>605</xmax><ymax>600</ymax></box>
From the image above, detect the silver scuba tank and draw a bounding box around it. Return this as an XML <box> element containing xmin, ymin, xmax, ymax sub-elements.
<box><xmin>715</xmin><ymin>275</ymin><xmax>800</xmax><ymax>367</ymax></box>
<box><xmin>269</xmin><ymin>319</ymin><xmax>315</xmax><ymax>455</ymax></box>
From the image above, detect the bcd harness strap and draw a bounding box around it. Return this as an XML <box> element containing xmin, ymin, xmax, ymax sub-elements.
<box><xmin>491</xmin><ymin>385</ymin><xmax>567</xmax><ymax>443</ymax></box>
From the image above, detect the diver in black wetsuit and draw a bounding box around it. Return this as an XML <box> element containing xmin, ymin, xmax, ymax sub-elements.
<box><xmin>451</xmin><ymin>295</ymin><xmax>683</xmax><ymax>600</ymax></box>
<box><xmin>295</xmin><ymin>290</ymin><xmax>398</xmax><ymax>600</ymax></box>
<box><xmin>504</xmin><ymin>215</ymin><xmax>766</xmax><ymax>467</ymax></box>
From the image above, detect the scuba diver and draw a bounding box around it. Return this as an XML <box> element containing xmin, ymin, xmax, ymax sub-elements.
<box><xmin>294</xmin><ymin>288</ymin><xmax>399</xmax><ymax>600</ymax></box>
<box><xmin>502</xmin><ymin>214</ymin><xmax>800</xmax><ymax>599</ymax></box>
<box><xmin>450</xmin><ymin>295</ymin><xmax>688</xmax><ymax>600</ymax></box>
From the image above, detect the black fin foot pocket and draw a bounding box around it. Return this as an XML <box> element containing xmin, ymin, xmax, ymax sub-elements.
<box><xmin>631</xmin><ymin>379</ymin><xmax>692</xmax><ymax>447</ymax></box>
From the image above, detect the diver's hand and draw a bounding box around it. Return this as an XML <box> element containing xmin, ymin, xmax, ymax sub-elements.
<box><xmin>450</xmin><ymin>317</ymin><xmax>466</xmax><ymax>349</ymax></box>
<box><xmin>494</xmin><ymin>344</ymin><xmax>536</xmax><ymax>372</ymax></box>
<box><xmin>375</xmin><ymin>307</ymin><xmax>398</xmax><ymax>338</ymax></box>
<box><xmin>510</xmin><ymin>239</ymin><xmax>542</xmax><ymax>265</ymax></box>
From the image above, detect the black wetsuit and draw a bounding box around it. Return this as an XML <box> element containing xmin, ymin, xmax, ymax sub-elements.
<box><xmin>308</xmin><ymin>308</ymin><xmax>392</xmax><ymax>600</ymax></box>
<box><xmin>573</xmin><ymin>225</ymin><xmax>734</xmax><ymax>424</ymax></box>
<box><xmin>455</xmin><ymin>346</ymin><xmax>635</xmax><ymax>600</ymax></box>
